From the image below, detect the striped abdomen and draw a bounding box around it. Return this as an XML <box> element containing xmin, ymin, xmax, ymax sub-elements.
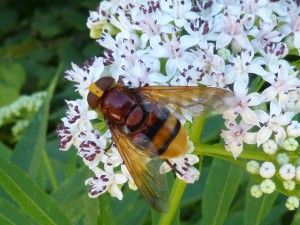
<box><xmin>130</xmin><ymin>103</ymin><xmax>188</xmax><ymax>159</ymax></box>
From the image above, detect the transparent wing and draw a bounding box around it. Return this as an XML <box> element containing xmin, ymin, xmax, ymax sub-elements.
<box><xmin>135</xmin><ymin>86</ymin><xmax>233</xmax><ymax>116</ymax></box>
<box><xmin>109</xmin><ymin>123</ymin><xmax>169</xmax><ymax>212</ymax></box>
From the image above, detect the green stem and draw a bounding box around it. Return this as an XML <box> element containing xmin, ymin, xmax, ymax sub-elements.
<box><xmin>157</xmin><ymin>179</ymin><xmax>186</xmax><ymax>225</ymax></box>
<box><xmin>157</xmin><ymin>116</ymin><xmax>207</xmax><ymax>225</ymax></box>
<box><xmin>189</xmin><ymin>116</ymin><xmax>206</xmax><ymax>143</ymax></box>
<box><xmin>195</xmin><ymin>142</ymin><xmax>300</xmax><ymax>163</ymax></box>
<box><xmin>194</xmin><ymin>143</ymin><xmax>270</xmax><ymax>161</ymax></box>
<box><xmin>41</xmin><ymin>148</ymin><xmax>58</xmax><ymax>189</ymax></box>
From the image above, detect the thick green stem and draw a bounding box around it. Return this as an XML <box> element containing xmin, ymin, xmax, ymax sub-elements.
<box><xmin>157</xmin><ymin>116</ymin><xmax>207</xmax><ymax>225</ymax></box>
<box><xmin>194</xmin><ymin>143</ymin><xmax>270</xmax><ymax>161</ymax></box>
<box><xmin>157</xmin><ymin>179</ymin><xmax>186</xmax><ymax>225</ymax></box>
<box><xmin>189</xmin><ymin>116</ymin><xmax>206</xmax><ymax>143</ymax></box>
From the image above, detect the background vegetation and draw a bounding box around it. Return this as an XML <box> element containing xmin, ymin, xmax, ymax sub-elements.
<box><xmin>0</xmin><ymin>0</ymin><xmax>299</xmax><ymax>224</ymax></box>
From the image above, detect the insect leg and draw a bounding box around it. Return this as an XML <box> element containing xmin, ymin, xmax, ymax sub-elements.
<box><xmin>165</xmin><ymin>160</ymin><xmax>183</xmax><ymax>177</ymax></box>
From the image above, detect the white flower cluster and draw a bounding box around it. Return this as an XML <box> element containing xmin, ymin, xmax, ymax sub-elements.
<box><xmin>0</xmin><ymin>92</ymin><xmax>46</xmax><ymax>138</ymax></box>
<box><xmin>58</xmin><ymin>0</ymin><xmax>300</xmax><ymax>204</ymax></box>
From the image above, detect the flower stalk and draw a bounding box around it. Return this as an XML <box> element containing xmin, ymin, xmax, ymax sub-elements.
<box><xmin>158</xmin><ymin>179</ymin><xmax>186</xmax><ymax>225</ymax></box>
<box><xmin>194</xmin><ymin>143</ymin><xmax>270</xmax><ymax>162</ymax></box>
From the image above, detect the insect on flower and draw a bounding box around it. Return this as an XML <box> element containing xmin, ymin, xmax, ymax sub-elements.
<box><xmin>87</xmin><ymin>76</ymin><xmax>232</xmax><ymax>212</ymax></box>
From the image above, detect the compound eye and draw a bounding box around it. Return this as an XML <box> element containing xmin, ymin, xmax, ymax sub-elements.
<box><xmin>87</xmin><ymin>77</ymin><xmax>115</xmax><ymax>109</ymax></box>
<box><xmin>87</xmin><ymin>91</ymin><xmax>100</xmax><ymax>109</ymax></box>
<box><xmin>96</xmin><ymin>77</ymin><xmax>115</xmax><ymax>91</ymax></box>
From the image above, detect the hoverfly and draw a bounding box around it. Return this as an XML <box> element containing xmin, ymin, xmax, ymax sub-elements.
<box><xmin>87</xmin><ymin>76</ymin><xmax>231</xmax><ymax>212</ymax></box>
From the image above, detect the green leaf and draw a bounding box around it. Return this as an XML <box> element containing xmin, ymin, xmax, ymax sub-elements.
<box><xmin>0</xmin><ymin>62</ymin><xmax>26</xmax><ymax>106</ymax></box>
<box><xmin>291</xmin><ymin>207</ymin><xmax>300</xmax><ymax>225</ymax></box>
<box><xmin>249</xmin><ymin>75</ymin><xmax>263</xmax><ymax>93</ymax></box>
<box><xmin>0</xmin><ymin>142</ymin><xmax>12</xmax><ymax>160</ymax></box>
<box><xmin>10</xmin><ymin>101</ymin><xmax>46</xmax><ymax>177</ymax></box>
<box><xmin>0</xmin><ymin>217</ymin><xmax>13</xmax><ymax>225</ymax></box>
<box><xmin>0</xmin><ymin>197</ymin><xmax>32</xmax><ymax>225</ymax></box>
<box><xmin>63</xmin><ymin>195</ymin><xmax>86</xmax><ymax>225</ymax></box>
<box><xmin>10</xmin><ymin>65</ymin><xmax>61</xmax><ymax>178</ymax></box>
<box><xmin>0</xmin><ymin>8</ymin><xmax>17</xmax><ymax>35</ymax></box>
<box><xmin>112</xmin><ymin>188</ymin><xmax>149</xmax><ymax>225</ymax></box>
<box><xmin>181</xmin><ymin>166</ymin><xmax>210</xmax><ymax>208</ymax></box>
<box><xmin>98</xmin><ymin>194</ymin><xmax>116</xmax><ymax>225</ymax></box>
<box><xmin>223</xmin><ymin>210</ymin><xmax>244</xmax><ymax>225</ymax></box>
<box><xmin>0</xmin><ymin>157</ymin><xmax>71</xmax><ymax>225</ymax></box>
<box><xmin>291</xmin><ymin>58</ymin><xmax>300</xmax><ymax>71</ymax></box>
<box><xmin>51</xmin><ymin>166</ymin><xmax>90</xmax><ymax>206</ymax></box>
<box><xmin>202</xmin><ymin>158</ymin><xmax>244</xmax><ymax>225</ymax></box>
<box><xmin>82</xmin><ymin>195</ymin><xmax>99</xmax><ymax>225</ymax></box>
<box><xmin>32</xmin><ymin>10</ymin><xmax>62</xmax><ymax>38</ymax></box>
<box><xmin>262</xmin><ymin>204</ymin><xmax>287</xmax><ymax>225</ymax></box>
<box><xmin>245</xmin><ymin>181</ymin><xmax>278</xmax><ymax>225</ymax></box>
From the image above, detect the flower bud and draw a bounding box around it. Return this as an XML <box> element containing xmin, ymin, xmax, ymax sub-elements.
<box><xmin>90</xmin><ymin>28</ymin><xmax>102</xmax><ymax>39</ymax></box>
<box><xmin>283</xmin><ymin>180</ymin><xmax>296</xmax><ymax>190</ymax></box>
<box><xmin>283</xmin><ymin>138</ymin><xmax>298</xmax><ymax>151</ymax></box>
<box><xmin>250</xmin><ymin>185</ymin><xmax>263</xmax><ymax>198</ymax></box>
<box><xmin>295</xmin><ymin>166</ymin><xmax>300</xmax><ymax>181</ymax></box>
<box><xmin>247</xmin><ymin>160</ymin><xmax>260</xmax><ymax>174</ymax></box>
<box><xmin>277</xmin><ymin>153</ymin><xmax>289</xmax><ymax>166</ymax></box>
<box><xmin>260</xmin><ymin>179</ymin><xmax>276</xmax><ymax>194</ymax></box>
<box><xmin>262</xmin><ymin>139</ymin><xmax>277</xmax><ymax>154</ymax></box>
<box><xmin>259</xmin><ymin>162</ymin><xmax>276</xmax><ymax>179</ymax></box>
<box><xmin>286</xmin><ymin>196</ymin><xmax>299</xmax><ymax>210</ymax></box>
<box><xmin>279</xmin><ymin>164</ymin><xmax>296</xmax><ymax>180</ymax></box>
<box><xmin>217</xmin><ymin>48</ymin><xmax>231</xmax><ymax>61</ymax></box>
<box><xmin>287</xmin><ymin>121</ymin><xmax>300</xmax><ymax>138</ymax></box>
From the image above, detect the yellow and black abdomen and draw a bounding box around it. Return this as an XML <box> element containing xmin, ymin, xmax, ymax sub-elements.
<box><xmin>130</xmin><ymin>103</ymin><xmax>188</xmax><ymax>159</ymax></box>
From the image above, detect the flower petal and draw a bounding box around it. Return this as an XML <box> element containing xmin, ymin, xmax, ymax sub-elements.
<box><xmin>275</xmin><ymin>126</ymin><xmax>286</xmax><ymax>146</ymax></box>
<box><xmin>270</xmin><ymin>100</ymin><xmax>282</xmax><ymax>116</ymax></box>
<box><xmin>244</xmin><ymin>132</ymin><xmax>257</xmax><ymax>144</ymax></box>
<box><xmin>216</xmin><ymin>32</ymin><xmax>232</xmax><ymax>49</ymax></box>
<box><xmin>181</xmin><ymin>167</ymin><xmax>200</xmax><ymax>183</ymax></box>
<box><xmin>87</xmin><ymin>111</ymin><xmax>98</xmax><ymax>120</ymax></box>
<box><xmin>180</xmin><ymin>35</ymin><xmax>200</xmax><ymax>51</ymax></box>
<box><xmin>247</xmin><ymin>92</ymin><xmax>264</xmax><ymax>106</ymax></box>
<box><xmin>166</xmin><ymin>58</ymin><xmax>178</xmax><ymax>77</ymax></box>
<box><xmin>294</xmin><ymin>31</ymin><xmax>300</xmax><ymax>49</ymax></box>
<box><xmin>262</xmin><ymin>86</ymin><xmax>277</xmax><ymax>102</ymax></box>
<box><xmin>247</xmin><ymin>64</ymin><xmax>268</xmax><ymax>76</ymax></box>
<box><xmin>255</xmin><ymin>110</ymin><xmax>269</xmax><ymax>123</ymax></box>
<box><xmin>229</xmin><ymin>141</ymin><xmax>243</xmax><ymax>159</ymax></box>
<box><xmin>160</xmin><ymin>162</ymin><xmax>172</xmax><ymax>174</ymax></box>
<box><xmin>257</xmin><ymin>126</ymin><xmax>272</xmax><ymax>146</ymax></box>
<box><xmin>278</xmin><ymin>112</ymin><xmax>295</xmax><ymax>125</ymax></box>
<box><xmin>157</xmin><ymin>14</ymin><xmax>173</xmax><ymax>26</ymax></box>
<box><xmin>115</xmin><ymin>174</ymin><xmax>128</xmax><ymax>184</ymax></box>
<box><xmin>233</xmin><ymin>34</ymin><xmax>250</xmax><ymax>49</ymax></box>
<box><xmin>224</xmin><ymin>69</ymin><xmax>239</xmax><ymax>84</ymax></box>
<box><xmin>241</xmin><ymin>107</ymin><xmax>260</xmax><ymax>126</ymax></box>
<box><xmin>109</xmin><ymin>184</ymin><xmax>123</xmax><ymax>200</ymax></box>
<box><xmin>234</xmin><ymin>80</ymin><xmax>247</xmax><ymax>96</ymax></box>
